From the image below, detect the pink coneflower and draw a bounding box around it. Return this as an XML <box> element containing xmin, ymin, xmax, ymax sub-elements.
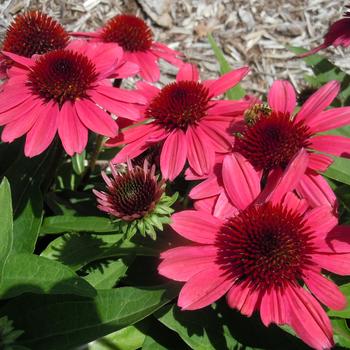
<box><xmin>0</xmin><ymin>39</ymin><xmax>145</xmax><ymax>157</ymax></box>
<box><xmin>107</xmin><ymin>63</ymin><xmax>250</xmax><ymax>180</ymax></box>
<box><xmin>297</xmin><ymin>6</ymin><xmax>350</xmax><ymax>58</ymax></box>
<box><xmin>159</xmin><ymin>150</ymin><xmax>350</xmax><ymax>350</ymax></box>
<box><xmin>0</xmin><ymin>11</ymin><xmax>69</xmax><ymax>79</ymax></box>
<box><xmin>94</xmin><ymin>160</ymin><xmax>175</xmax><ymax>239</ymax></box>
<box><xmin>229</xmin><ymin>79</ymin><xmax>350</xmax><ymax>207</ymax></box>
<box><xmin>73</xmin><ymin>14</ymin><xmax>183</xmax><ymax>82</ymax></box>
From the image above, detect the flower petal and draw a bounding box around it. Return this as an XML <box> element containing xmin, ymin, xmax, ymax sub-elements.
<box><xmin>170</xmin><ymin>210</ymin><xmax>222</xmax><ymax>244</ymax></box>
<box><xmin>309</xmin><ymin>135</ymin><xmax>350</xmax><ymax>158</ymax></box>
<box><xmin>189</xmin><ymin>176</ymin><xmax>221</xmax><ymax>200</ymax></box>
<box><xmin>304</xmin><ymin>205</ymin><xmax>337</xmax><ymax>238</ymax></box>
<box><xmin>307</xmin><ymin>107</ymin><xmax>350</xmax><ymax>133</ymax></box>
<box><xmin>160</xmin><ymin>130</ymin><xmax>187</xmax><ymax>181</ymax></box>
<box><xmin>312</xmin><ymin>253</ymin><xmax>350</xmax><ymax>275</ymax></box>
<box><xmin>176</xmin><ymin>63</ymin><xmax>200</xmax><ymax>82</ymax></box>
<box><xmin>260</xmin><ymin>288</ymin><xmax>288</xmax><ymax>326</ymax></box>
<box><xmin>267</xmin><ymin>80</ymin><xmax>296</xmax><ymax>115</ymax></box>
<box><xmin>135</xmin><ymin>52</ymin><xmax>160</xmax><ymax>82</ymax></box>
<box><xmin>308</xmin><ymin>153</ymin><xmax>333</xmax><ymax>172</ymax></box>
<box><xmin>222</xmin><ymin>152</ymin><xmax>260</xmax><ymax>210</ymax></box>
<box><xmin>178</xmin><ymin>266</ymin><xmax>233</xmax><ymax>310</ymax></box>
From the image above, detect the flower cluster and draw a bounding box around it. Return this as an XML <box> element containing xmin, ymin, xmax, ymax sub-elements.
<box><xmin>1</xmin><ymin>8</ymin><xmax>350</xmax><ymax>350</ymax></box>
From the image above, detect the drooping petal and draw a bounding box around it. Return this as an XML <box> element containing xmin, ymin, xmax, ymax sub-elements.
<box><xmin>135</xmin><ymin>81</ymin><xmax>160</xmax><ymax>100</ymax></box>
<box><xmin>160</xmin><ymin>130</ymin><xmax>187</xmax><ymax>181</ymax></box>
<box><xmin>199</xmin><ymin>121</ymin><xmax>233</xmax><ymax>153</ymax></box>
<box><xmin>176</xmin><ymin>63</ymin><xmax>200</xmax><ymax>82</ymax></box>
<box><xmin>206</xmin><ymin>67</ymin><xmax>249</xmax><ymax>98</ymax></box>
<box><xmin>170</xmin><ymin>210</ymin><xmax>223</xmax><ymax>244</ymax></box>
<box><xmin>309</xmin><ymin>135</ymin><xmax>350</xmax><ymax>158</ymax></box>
<box><xmin>193</xmin><ymin>196</ymin><xmax>217</xmax><ymax>215</ymax></box>
<box><xmin>24</xmin><ymin>103</ymin><xmax>59</xmax><ymax>157</ymax></box>
<box><xmin>58</xmin><ymin>102</ymin><xmax>88</xmax><ymax>155</ymax></box>
<box><xmin>267</xmin><ymin>80</ymin><xmax>296</xmax><ymax>115</ymax></box>
<box><xmin>304</xmin><ymin>269</ymin><xmax>346</xmax><ymax>310</ymax></box>
<box><xmin>95</xmin><ymin>85</ymin><xmax>147</xmax><ymax>104</ymax></box>
<box><xmin>135</xmin><ymin>51</ymin><xmax>160</xmax><ymax>82</ymax></box>
<box><xmin>312</xmin><ymin>253</ymin><xmax>350</xmax><ymax>275</ymax></box>
<box><xmin>307</xmin><ymin>107</ymin><xmax>350</xmax><ymax>133</ymax></box>
<box><xmin>295</xmin><ymin>80</ymin><xmax>340</xmax><ymax>124</ymax></box>
<box><xmin>260</xmin><ymin>288</ymin><xmax>288</xmax><ymax>326</ymax></box>
<box><xmin>308</xmin><ymin>153</ymin><xmax>333</xmax><ymax>172</ymax></box>
<box><xmin>2</xmin><ymin>51</ymin><xmax>34</xmax><ymax>68</ymax></box>
<box><xmin>304</xmin><ymin>205</ymin><xmax>337</xmax><ymax>238</ymax></box>
<box><xmin>213</xmin><ymin>192</ymin><xmax>238</xmax><ymax>219</ymax></box>
<box><xmin>222</xmin><ymin>152</ymin><xmax>260</xmax><ymax>210</ymax></box>
<box><xmin>281</xmin><ymin>192</ymin><xmax>309</xmax><ymax>214</ymax></box>
<box><xmin>159</xmin><ymin>245</ymin><xmax>218</xmax><ymax>281</ymax></box>
<box><xmin>286</xmin><ymin>285</ymin><xmax>334</xmax><ymax>350</ymax></box>
<box><xmin>206</xmin><ymin>100</ymin><xmax>251</xmax><ymax>117</ymax></box>
<box><xmin>178</xmin><ymin>266</ymin><xmax>233</xmax><ymax>310</ymax></box>
<box><xmin>189</xmin><ymin>176</ymin><xmax>221</xmax><ymax>200</ymax></box>
<box><xmin>320</xmin><ymin>225</ymin><xmax>350</xmax><ymax>253</ymax></box>
<box><xmin>186</xmin><ymin>126</ymin><xmax>215</xmax><ymax>176</ymax></box>
<box><xmin>75</xmin><ymin>99</ymin><xmax>118</xmax><ymax>137</ymax></box>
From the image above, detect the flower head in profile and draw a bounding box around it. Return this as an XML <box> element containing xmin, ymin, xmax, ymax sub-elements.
<box><xmin>230</xmin><ymin>79</ymin><xmax>350</xmax><ymax>208</ymax></box>
<box><xmin>73</xmin><ymin>13</ymin><xmax>183</xmax><ymax>82</ymax></box>
<box><xmin>0</xmin><ymin>40</ymin><xmax>146</xmax><ymax>157</ymax></box>
<box><xmin>107</xmin><ymin>63</ymin><xmax>250</xmax><ymax>180</ymax></box>
<box><xmin>94</xmin><ymin>160</ymin><xmax>176</xmax><ymax>239</ymax></box>
<box><xmin>297</xmin><ymin>5</ymin><xmax>350</xmax><ymax>58</ymax></box>
<box><xmin>0</xmin><ymin>11</ymin><xmax>69</xmax><ymax>78</ymax></box>
<box><xmin>159</xmin><ymin>150</ymin><xmax>350</xmax><ymax>350</ymax></box>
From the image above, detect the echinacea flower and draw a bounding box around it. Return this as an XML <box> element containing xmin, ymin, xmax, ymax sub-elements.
<box><xmin>297</xmin><ymin>6</ymin><xmax>350</xmax><ymax>58</ymax></box>
<box><xmin>73</xmin><ymin>13</ymin><xmax>183</xmax><ymax>82</ymax></box>
<box><xmin>0</xmin><ymin>11</ymin><xmax>69</xmax><ymax>79</ymax></box>
<box><xmin>108</xmin><ymin>63</ymin><xmax>250</xmax><ymax>180</ymax></box>
<box><xmin>230</xmin><ymin>79</ymin><xmax>350</xmax><ymax>208</ymax></box>
<box><xmin>94</xmin><ymin>160</ymin><xmax>176</xmax><ymax>239</ymax></box>
<box><xmin>0</xmin><ymin>39</ymin><xmax>145</xmax><ymax>157</ymax></box>
<box><xmin>159</xmin><ymin>150</ymin><xmax>350</xmax><ymax>350</ymax></box>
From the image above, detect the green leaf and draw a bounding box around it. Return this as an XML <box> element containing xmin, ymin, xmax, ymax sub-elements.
<box><xmin>0</xmin><ymin>253</ymin><xmax>96</xmax><ymax>299</ymax></box>
<box><xmin>324</xmin><ymin>158</ymin><xmax>350</xmax><ymax>185</ymax></box>
<box><xmin>333</xmin><ymin>318</ymin><xmax>350</xmax><ymax>348</ymax></box>
<box><xmin>72</xmin><ymin>150</ymin><xmax>86</xmax><ymax>175</ymax></box>
<box><xmin>40</xmin><ymin>215</ymin><xmax>117</xmax><ymax>234</ymax></box>
<box><xmin>12</xmin><ymin>186</ymin><xmax>43</xmax><ymax>254</ymax></box>
<box><xmin>0</xmin><ymin>178</ymin><xmax>13</xmax><ymax>284</ymax></box>
<box><xmin>89</xmin><ymin>326</ymin><xmax>145</xmax><ymax>350</ymax></box>
<box><xmin>0</xmin><ymin>284</ymin><xmax>178</xmax><ymax>350</ymax></box>
<box><xmin>84</xmin><ymin>257</ymin><xmax>133</xmax><ymax>289</ymax></box>
<box><xmin>208</xmin><ymin>33</ymin><xmax>245</xmax><ymax>100</ymax></box>
<box><xmin>329</xmin><ymin>283</ymin><xmax>350</xmax><ymax>318</ymax></box>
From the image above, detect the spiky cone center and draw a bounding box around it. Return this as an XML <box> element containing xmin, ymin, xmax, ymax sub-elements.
<box><xmin>235</xmin><ymin>110</ymin><xmax>312</xmax><ymax>171</ymax></box>
<box><xmin>215</xmin><ymin>202</ymin><xmax>315</xmax><ymax>291</ymax></box>
<box><xmin>100</xmin><ymin>14</ymin><xmax>153</xmax><ymax>52</ymax></box>
<box><xmin>2</xmin><ymin>11</ymin><xmax>69</xmax><ymax>58</ymax></box>
<box><xmin>146</xmin><ymin>81</ymin><xmax>210</xmax><ymax>131</ymax></box>
<box><xmin>27</xmin><ymin>49</ymin><xmax>98</xmax><ymax>105</ymax></box>
<box><xmin>106</xmin><ymin>166</ymin><xmax>164</xmax><ymax>221</ymax></box>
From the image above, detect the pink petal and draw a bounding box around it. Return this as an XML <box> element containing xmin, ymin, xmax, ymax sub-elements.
<box><xmin>199</xmin><ymin>121</ymin><xmax>233</xmax><ymax>153</ymax></box>
<box><xmin>281</xmin><ymin>192</ymin><xmax>308</xmax><ymax>214</ymax></box>
<box><xmin>95</xmin><ymin>85</ymin><xmax>147</xmax><ymax>104</ymax></box>
<box><xmin>213</xmin><ymin>192</ymin><xmax>238</xmax><ymax>219</ymax></box>
<box><xmin>308</xmin><ymin>153</ymin><xmax>333</xmax><ymax>172</ymax></box>
<box><xmin>206</xmin><ymin>100</ymin><xmax>251</xmax><ymax>116</ymax></box>
<box><xmin>307</xmin><ymin>107</ymin><xmax>350</xmax><ymax>133</ymax></box>
<box><xmin>2</xmin><ymin>51</ymin><xmax>34</xmax><ymax>68</ymax></box>
<box><xmin>222</xmin><ymin>153</ymin><xmax>261</xmax><ymax>210</ymax></box>
<box><xmin>265</xmin><ymin>148</ymin><xmax>309</xmax><ymax>204</ymax></box>
<box><xmin>312</xmin><ymin>253</ymin><xmax>350</xmax><ymax>275</ymax></box>
<box><xmin>159</xmin><ymin>245</ymin><xmax>218</xmax><ymax>281</ymax></box>
<box><xmin>176</xmin><ymin>63</ymin><xmax>200</xmax><ymax>82</ymax></box>
<box><xmin>25</xmin><ymin>103</ymin><xmax>59</xmax><ymax>157</ymax></box>
<box><xmin>296</xmin><ymin>171</ymin><xmax>337</xmax><ymax>208</ymax></box>
<box><xmin>286</xmin><ymin>285</ymin><xmax>334</xmax><ymax>350</ymax></box>
<box><xmin>320</xmin><ymin>225</ymin><xmax>350</xmax><ymax>253</ymax></box>
<box><xmin>170</xmin><ymin>210</ymin><xmax>222</xmax><ymax>244</ymax></box>
<box><xmin>260</xmin><ymin>288</ymin><xmax>288</xmax><ymax>326</ymax></box>
<box><xmin>135</xmin><ymin>52</ymin><xmax>160</xmax><ymax>82</ymax></box>
<box><xmin>111</xmin><ymin>139</ymin><xmax>149</xmax><ymax>164</ymax></box>
<box><xmin>295</xmin><ymin>81</ymin><xmax>340</xmax><ymax>124</ymax></box>
<box><xmin>304</xmin><ymin>269</ymin><xmax>346</xmax><ymax>310</ymax></box>
<box><xmin>226</xmin><ymin>283</ymin><xmax>261</xmax><ymax>317</ymax></box>
<box><xmin>58</xmin><ymin>102</ymin><xmax>88</xmax><ymax>155</ymax></box>
<box><xmin>206</xmin><ymin>67</ymin><xmax>249</xmax><ymax>98</ymax></box>
<box><xmin>89</xmin><ymin>89</ymin><xmax>141</xmax><ymax>121</ymax></box>
<box><xmin>178</xmin><ymin>265</ymin><xmax>233</xmax><ymax>310</ymax></box>
<box><xmin>160</xmin><ymin>130</ymin><xmax>187</xmax><ymax>181</ymax></box>
<box><xmin>309</xmin><ymin>135</ymin><xmax>350</xmax><ymax>157</ymax></box>
<box><xmin>304</xmin><ymin>205</ymin><xmax>337</xmax><ymax>238</ymax></box>
<box><xmin>267</xmin><ymin>80</ymin><xmax>296</xmax><ymax>115</ymax></box>
<box><xmin>189</xmin><ymin>176</ymin><xmax>221</xmax><ymax>200</ymax></box>
<box><xmin>75</xmin><ymin>99</ymin><xmax>118</xmax><ymax>137</ymax></box>
<box><xmin>193</xmin><ymin>196</ymin><xmax>217</xmax><ymax>215</ymax></box>
<box><xmin>135</xmin><ymin>81</ymin><xmax>160</xmax><ymax>100</ymax></box>
<box><xmin>114</xmin><ymin>60</ymin><xmax>139</xmax><ymax>79</ymax></box>
<box><xmin>0</xmin><ymin>87</ymin><xmax>32</xmax><ymax>114</ymax></box>
<box><xmin>186</xmin><ymin>126</ymin><xmax>215</xmax><ymax>176</ymax></box>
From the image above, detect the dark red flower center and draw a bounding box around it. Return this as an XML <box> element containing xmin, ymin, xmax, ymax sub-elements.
<box><xmin>100</xmin><ymin>14</ymin><xmax>153</xmax><ymax>52</ymax></box>
<box><xmin>235</xmin><ymin>110</ymin><xmax>312</xmax><ymax>171</ymax></box>
<box><xmin>146</xmin><ymin>81</ymin><xmax>210</xmax><ymax>131</ymax></box>
<box><xmin>2</xmin><ymin>11</ymin><xmax>69</xmax><ymax>57</ymax></box>
<box><xmin>216</xmin><ymin>202</ymin><xmax>315</xmax><ymax>291</ymax></box>
<box><xmin>109</xmin><ymin>166</ymin><xmax>163</xmax><ymax>221</ymax></box>
<box><xmin>27</xmin><ymin>50</ymin><xmax>98</xmax><ymax>105</ymax></box>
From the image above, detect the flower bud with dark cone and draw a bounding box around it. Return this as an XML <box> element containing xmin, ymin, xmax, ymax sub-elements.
<box><xmin>93</xmin><ymin>160</ymin><xmax>177</xmax><ymax>239</ymax></box>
